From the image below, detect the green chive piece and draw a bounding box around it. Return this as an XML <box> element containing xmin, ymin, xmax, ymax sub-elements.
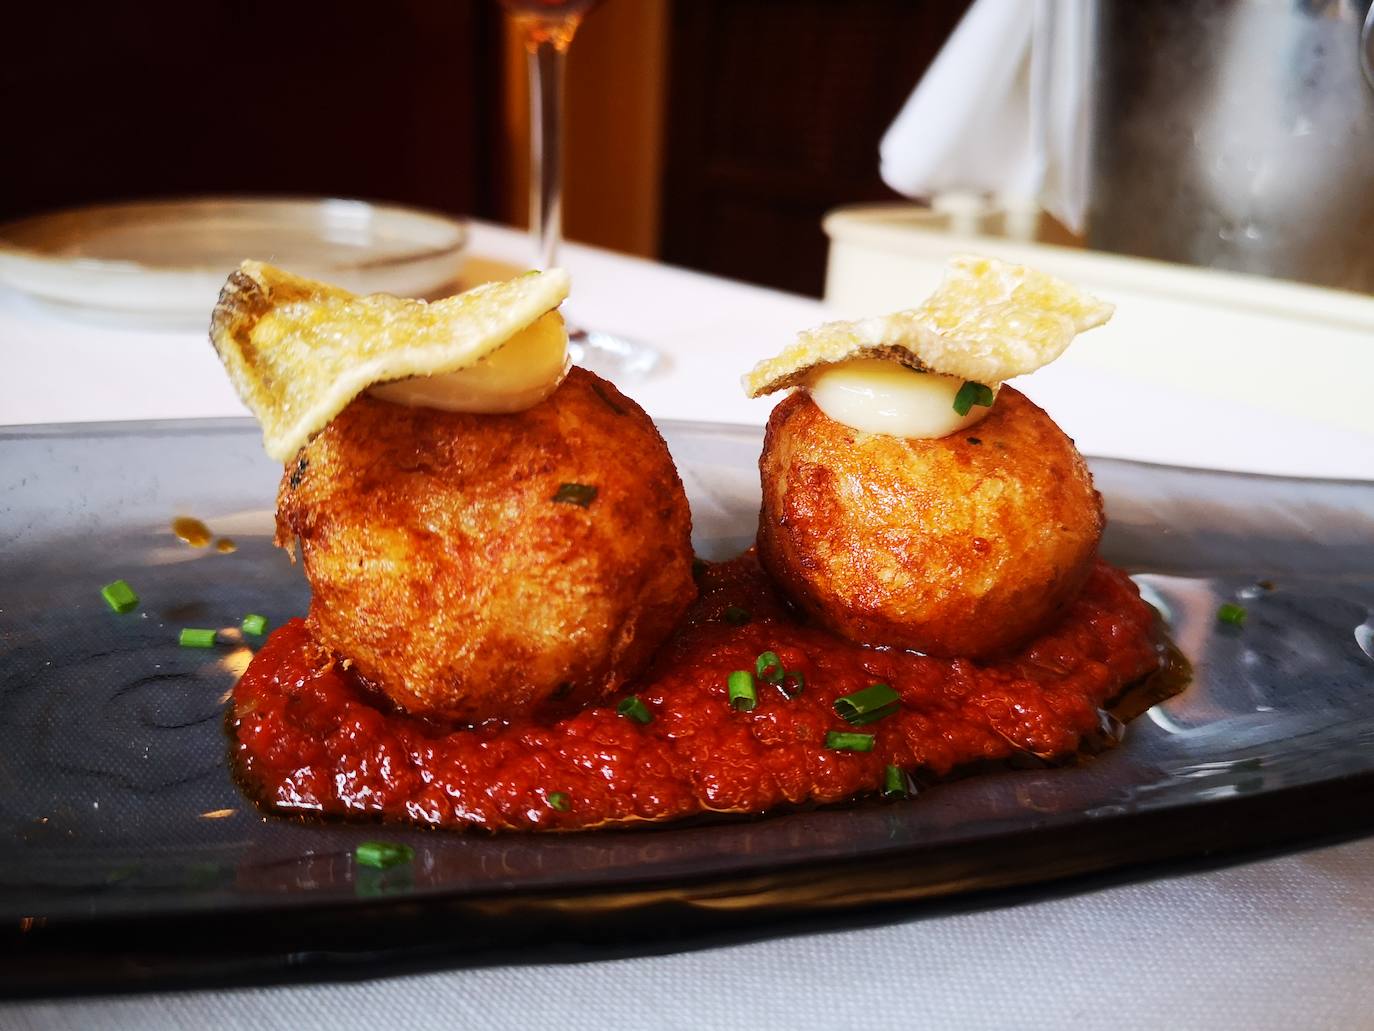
<box><xmin>780</xmin><ymin>669</ymin><xmax>805</xmax><ymax>697</ymax></box>
<box><xmin>1217</xmin><ymin>602</ymin><xmax>1247</xmax><ymax>626</ymax></box>
<box><xmin>825</xmin><ymin>731</ymin><xmax>876</xmax><ymax>752</ymax></box>
<box><xmin>616</xmin><ymin>694</ymin><xmax>653</xmax><ymax>725</ymax></box>
<box><xmin>546</xmin><ymin>791</ymin><xmax>570</xmax><ymax>812</ymax></box>
<box><xmin>953</xmin><ymin>381</ymin><xmax>995</xmax><ymax>417</ymax></box>
<box><xmin>552</xmin><ymin>482</ymin><xmax>598</xmax><ymax>507</ymax></box>
<box><xmin>755</xmin><ymin>650</ymin><xmax>783</xmax><ymax>683</ymax></box>
<box><xmin>101</xmin><ymin>579</ymin><xmax>139</xmax><ymax>614</ymax></box>
<box><xmin>844</xmin><ymin>703</ymin><xmax>899</xmax><ymax>726</ymax></box>
<box><xmin>833</xmin><ymin>683</ymin><xmax>901</xmax><ymax>726</ymax></box>
<box><xmin>178</xmin><ymin>628</ymin><xmax>217</xmax><ymax>649</ymax></box>
<box><xmin>728</xmin><ymin>670</ymin><xmax>757</xmax><ymax>711</ymax></box>
<box><xmin>723</xmin><ymin>605</ymin><xmax>751</xmax><ymax>626</ymax></box>
<box><xmin>883</xmin><ymin>764</ymin><xmax>908</xmax><ymax>797</ymax></box>
<box><xmin>241</xmin><ymin>613</ymin><xmax>268</xmax><ymax>637</ymax></box>
<box><xmin>354</xmin><ymin>841</ymin><xmax>414</xmax><ymax>869</ymax></box>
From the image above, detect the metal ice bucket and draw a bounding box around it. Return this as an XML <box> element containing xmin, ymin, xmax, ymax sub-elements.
<box><xmin>1087</xmin><ymin>0</ymin><xmax>1374</xmax><ymax>293</ymax></box>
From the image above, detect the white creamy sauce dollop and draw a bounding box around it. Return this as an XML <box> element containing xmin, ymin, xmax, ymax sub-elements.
<box><xmin>807</xmin><ymin>358</ymin><xmax>997</xmax><ymax>439</ymax></box>
<box><xmin>369</xmin><ymin>311</ymin><xmax>570</xmax><ymax>414</ymax></box>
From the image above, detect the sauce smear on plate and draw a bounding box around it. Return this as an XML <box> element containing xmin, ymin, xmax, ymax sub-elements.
<box><xmin>230</xmin><ymin>555</ymin><xmax>1163</xmax><ymax>831</ymax></box>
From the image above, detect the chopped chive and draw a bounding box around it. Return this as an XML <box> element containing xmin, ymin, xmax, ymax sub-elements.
<box><xmin>1217</xmin><ymin>602</ymin><xmax>1247</xmax><ymax>626</ymax></box>
<box><xmin>825</xmin><ymin>731</ymin><xmax>876</xmax><ymax>752</ymax></box>
<box><xmin>723</xmin><ymin>605</ymin><xmax>751</xmax><ymax>627</ymax></box>
<box><xmin>779</xmin><ymin>669</ymin><xmax>805</xmax><ymax>697</ymax></box>
<box><xmin>755</xmin><ymin>650</ymin><xmax>783</xmax><ymax>683</ymax></box>
<box><xmin>616</xmin><ymin>694</ymin><xmax>653</xmax><ymax>725</ymax></box>
<box><xmin>846</xmin><ymin>704</ymin><xmax>899</xmax><ymax>727</ymax></box>
<box><xmin>953</xmin><ymin>381</ymin><xmax>995</xmax><ymax>417</ymax></box>
<box><xmin>883</xmin><ymin>764</ymin><xmax>908</xmax><ymax>797</ymax></box>
<box><xmin>241</xmin><ymin>613</ymin><xmax>268</xmax><ymax>637</ymax></box>
<box><xmin>833</xmin><ymin>683</ymin><xmax>901</xmax><ymax>725</ymax></box>
<box><xmin>546</xmin><ymin>791</ymin><xmax>570</xmax><ymax>812</ymax></box>
<box><xmin>552</xmin><ymin>482</ymin><xmax>597</xmax><ymax>507</ymax></box>
<box><xmin>846</xmin><ymin>709</ymin><xmax>901</xmax><ymax>731</ymax></box>
<box><xmin>100</xmin><ymin>579</ymin><xmax>139</xmax><ymax>614</ymax></box>
<box><xmin>354</xmin><ymin>841</ymin><xmax>414</xmax><ymax>869</ymax></box>
<box><xmin>178</xmin><ymin>628</ymin><xmax>217</xmax><ymax>649</ymax></box>
<box><xmin>727</xmin><ymin>670</ymin><xmax>757</xmax><ymax>711</ymax></box>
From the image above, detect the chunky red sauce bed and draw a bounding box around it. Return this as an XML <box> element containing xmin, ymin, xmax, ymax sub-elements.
<box><xmin>230</xmin><ymin>555</ymin><xmax>1162</xmax><ymax>831</ymax></box>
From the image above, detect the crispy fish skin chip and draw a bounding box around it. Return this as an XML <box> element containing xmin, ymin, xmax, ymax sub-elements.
<box><xmin>210</xmin><ymin>262</ymin><xmax>571</xmax><ymax>461</ymax></box>
<box><xmin>742</xmin><ymin>255</ymin><xmax>1113</xmax><ymax>397</ymax></box>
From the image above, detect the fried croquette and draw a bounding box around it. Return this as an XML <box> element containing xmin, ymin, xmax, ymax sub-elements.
<box><xmin>275</xmin><ymin>367</ymin><xmax>696</xmax><ymax>721</ymax></box>
<box><xmin>757</xmin><ymin>387</ymin><xmax>1102</xmax><ymax>658</ymax></box>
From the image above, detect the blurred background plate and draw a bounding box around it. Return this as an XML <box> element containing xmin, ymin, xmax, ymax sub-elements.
<box><xmin>0</xmin><ymin>198</ymin><xmax>469</xmax><ymax>328</ymax></box>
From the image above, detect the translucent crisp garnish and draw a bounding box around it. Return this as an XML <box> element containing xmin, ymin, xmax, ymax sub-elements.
<box><xmin>210</xmin><ymin>262</ymin><xmax>570</xmax><ymax>461</ymax></box>
<box><xmin>742</xmin><ymin>255</ymin><xmax>1113</xmax><ymax>397</ymax></box>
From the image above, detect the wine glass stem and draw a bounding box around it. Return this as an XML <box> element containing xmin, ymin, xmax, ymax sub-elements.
<box><xmin>527</xmin><ymin>36</ymin><xmax>567</xmax><ymax>270</ymax></box>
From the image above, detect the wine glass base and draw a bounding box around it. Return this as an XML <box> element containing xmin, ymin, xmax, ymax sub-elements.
<box><xmin>567</xmin><ymin>325</ymin><xmax>663</xmax><ymax>381</ymax></box>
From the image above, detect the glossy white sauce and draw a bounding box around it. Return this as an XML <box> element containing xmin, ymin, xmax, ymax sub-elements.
<box><xmin>808</xmin><ymin>358</ymin><xmax>996</xmax><ymax>439</ymax></box>
<box><xmin>369</xmin><ymin>311</ymin><xmax>569</xmax><ymax>413</ymax></box>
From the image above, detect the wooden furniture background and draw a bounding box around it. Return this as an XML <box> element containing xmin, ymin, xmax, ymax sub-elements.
<box><xmin>3</xmin><ymin>0</ymin><xmax>967</xmax><ymax>297</ymax></box>
<box><xmin>658</xmin><ymin>0</ymin><xmax>970</xmax><ymax>295</ymax></box>
<box><xmin>1</xmin><ymin>2</ymin><xmax>507</xmax><ymax>226</ymax></box>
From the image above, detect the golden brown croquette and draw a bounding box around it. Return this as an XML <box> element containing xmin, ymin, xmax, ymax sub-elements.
<box><xmin>757</xmin><ymin>387</ymin><xmax>1102</xmax><ymax>658</ymax></box>
<box><xmin>275</xmin><ymin>367</ymin><xmax>696</xmax><ymax>721</ymax></box>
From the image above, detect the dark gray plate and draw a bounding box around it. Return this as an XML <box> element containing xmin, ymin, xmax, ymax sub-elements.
<box><xmin>1</xmin><ymin>419</ymin><xmax>1372</xmax><ymax>994</ymax></box>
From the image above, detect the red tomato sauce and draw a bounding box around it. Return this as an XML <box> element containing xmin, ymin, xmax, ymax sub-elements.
<box><xmin>230</xmin><ymin>555</ymin><xmax>1163</xmax><ymax>831</ymax></box>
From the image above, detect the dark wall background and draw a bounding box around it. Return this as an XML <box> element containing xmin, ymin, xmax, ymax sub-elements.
<box><xmin>2</xmin><ymin>0</ymin><xmax>966</xmax><ymax>297</ymax></box>
<box><xmin>660</xmin><ymin>0</ymin><xmax>969</xmax><ymax>295</ymax></box>
<box><xmin>0</xmin><ymin>2</ymin><xmax>508</xmax><ymax>222</ymax></box>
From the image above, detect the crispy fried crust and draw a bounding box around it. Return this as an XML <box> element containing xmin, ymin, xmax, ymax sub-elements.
<box><xmin>757</xmin><ymin>388</ymin><xmax>1103</xmax><ymax>658</ymax></box>
<box><xmin>275</xmin><ymin>367</ymin><xmax>696</xmax><ymax>721</ymax></box>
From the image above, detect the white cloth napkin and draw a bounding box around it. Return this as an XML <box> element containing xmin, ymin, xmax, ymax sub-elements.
<box><xmin>879</xmin><ymin>0</ymin><xmax>1095</xmax><ymax>233</ymax></box>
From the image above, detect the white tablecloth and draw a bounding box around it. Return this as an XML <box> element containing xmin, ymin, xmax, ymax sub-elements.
<box><xmin>3</xmin><ymin>222</ymin><xmax>1372</xmax><ymax>1029</ymax></box>
<box><xmin>4</xmin><ymin>221</ymin><xmax>1371</xmax><ymax>479</ymax></box>
<box><xmin>7</xmin><ymin>834</ymin><xmax>1374</xmax><ymax>1031</ymax></box>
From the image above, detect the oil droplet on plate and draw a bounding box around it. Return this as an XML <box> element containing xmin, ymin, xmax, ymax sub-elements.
<box><xmin>215</xmin><ymin>537</ymin><xmax>237</xmax><ymax>554</ymax></box>
<box><xmin>171</xmin><ymin>516</ymin><xmax>213</xmax><ymax>548</ymax></box>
